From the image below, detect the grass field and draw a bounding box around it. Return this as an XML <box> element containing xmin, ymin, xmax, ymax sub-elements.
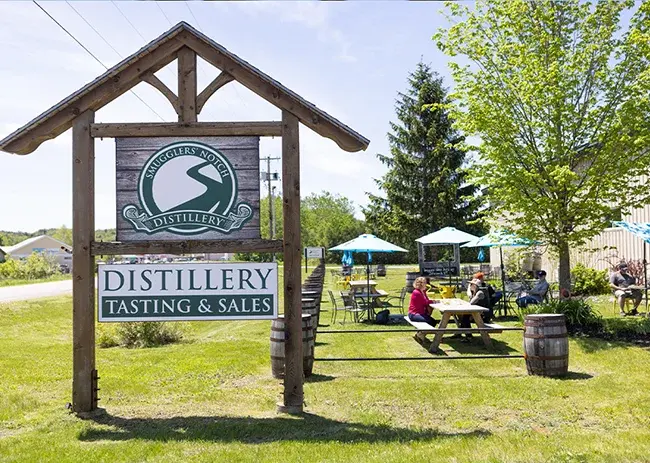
<box><xmin>0</xmin><ymin>274</ymin><xmax>71</xmax><ymax>288</ymax></box>
<box><xmin>1</xmin><ymin>265</ymin><xmax>650</xmax><ymax>462</ymax></box>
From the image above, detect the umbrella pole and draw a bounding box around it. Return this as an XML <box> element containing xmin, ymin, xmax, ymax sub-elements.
<box><xmin>367</xmin><ymin>253</ymin><xmax>371</xmax><ymax>321</ymax></box>
<box><xmin>500</xmin><ymin>246</ymin><xmax>507</xmax><ymax>317</ymax></box>
<box><xmin>643</xmin><ymin>240</ymin><xmax>648</xmax><ymax>318</ymax></box>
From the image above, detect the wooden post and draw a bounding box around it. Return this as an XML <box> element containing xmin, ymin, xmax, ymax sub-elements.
<box><xmin>72</xmin><ymin>110</ymin><xmax>96</xmax><ymax>412</ymax></box>
<box><xmin>177</xmin><ymin>47</ymin><xmax>197</xmax><ymax>122</ymax></box>
<box><xmin>279</xmin><ymin>110</ymin><xmax>303</xmax><ymax>414</ymax></box>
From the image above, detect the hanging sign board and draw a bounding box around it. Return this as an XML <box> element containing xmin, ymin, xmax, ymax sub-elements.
<box><xmin>98</xmin><ymin>262</ymin><xmax>278</xmax><ymax>322</ymax></box>
<box><xmin>304</xmin><ymin>247</ymin><xmax>324</xmax><ymax>259</ymax></box>
<box><xmin>116</xmin><ymin>137</ymin><xmax>260</xmax><ymax>241</ymax></box>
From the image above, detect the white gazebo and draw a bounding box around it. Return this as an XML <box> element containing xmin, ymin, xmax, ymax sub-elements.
<box><xmin>415</xmin><ymin>227</ymin><xmax>479</xmax><ymax>277</ymax></box>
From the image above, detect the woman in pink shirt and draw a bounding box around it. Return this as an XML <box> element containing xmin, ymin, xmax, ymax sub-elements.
<box><xmin>408</xmin><ymin>277</ymin><xmax>438</xmax><ymax>326</ymax></box>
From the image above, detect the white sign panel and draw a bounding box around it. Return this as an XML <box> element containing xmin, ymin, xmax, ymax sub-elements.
<box><xmin>98</xmin><ymin>262</ymin><xmax>278</xmax><ymax>322</ymax></box>
<box><xmin>304</xmin><ymin>247</ymin><xmax>324</xmax><ymax>259</ymax></box>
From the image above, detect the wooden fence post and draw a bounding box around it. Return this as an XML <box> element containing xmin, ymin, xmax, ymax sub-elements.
<box><xmin>72</xmin><ymin>110</ymin><xmax>96</xmax><ymax>412</ymax></box>
<box><xmin>279</xmin><ymin>110</ymin><xmax>303</xmax><ymax>414</ymax></box>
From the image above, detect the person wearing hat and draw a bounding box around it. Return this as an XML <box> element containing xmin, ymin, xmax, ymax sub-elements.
<box><xmin>610</xmin><ymin>261</ymin><xmax>642</xmax><ymax>316</ymax></box>
<box><xmin>516</xmin><ymin>270</ymin><xmax>550</xmax><ymax>308</ymax></box>
<box><xmin>454</xmin><ymin>277</ymin><xmax>495</xmax><ymax>342</ymax></box>
<box><xmin>467</xmin><ymin>272</ymin><xmax>502</xmax><ymax>309</ymax></box>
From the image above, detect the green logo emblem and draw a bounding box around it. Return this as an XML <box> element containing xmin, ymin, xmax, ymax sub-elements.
<box><xmin>123</xmin><ymin>141</ymin><xmax>253</xmax><ymax>235</ymax></box>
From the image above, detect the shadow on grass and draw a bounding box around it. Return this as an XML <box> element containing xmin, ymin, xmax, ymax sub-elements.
<box><xmin>426</xmin><ymin>337</ymin><xmax>518</xmax><ymax>356</ymax></box>
<box><xmin>574</xmin><ymin>336</ymin><xmax>629</xmax><ymax>353</ymax></box>
<box><xmin>314</xmin><ymin>341</ymin><xmax>329</xmax><ymax>347</ymax></box>
<box><xmin>78</xmin><ymin>410</ymin><xmax>490</xmax><ymax>443</ymax></box>
<box><xmin>304</xmin><ymin>373</ymin><xmax>336</xmax><ymax>383</ymax></box>
<box><xmin>553</xmin><ymin>371</ymin><xmax>593</xmax><ymax>381</ymax></box>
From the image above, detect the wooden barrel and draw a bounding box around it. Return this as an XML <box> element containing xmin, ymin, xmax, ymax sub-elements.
<box><xmin>523</xmin><ymin>314</ymin><xmax>569</xmax><ymax>377</ymax></box>
<box><xmin>305</xmin><ymin>281</ymin><xmax>323</xmax><ymax>287</ymax></box>
<box><xmin>405</xmin><ymin>271</ymin><xmax>420</xmax><ymax>293</ymax></box>
<box><xmin>302</xmin><ymin>298</ymin><xmax>319</xmax><ymax>341</ymax></box>
<box><xmin>270</xmin><ymin>314</ymin><xmax>314</xmax><ymax>379</ymax></box>
<box><xmin>302</xmin><ymin>291</ymin><xmax>322</xmax><ymax>306</ymax></box>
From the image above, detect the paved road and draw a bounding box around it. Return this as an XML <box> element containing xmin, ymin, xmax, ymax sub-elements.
<box><xmin>0</xmin><ymin>279</ymin><xmax>74</xmax><ymax>303</ymax></box>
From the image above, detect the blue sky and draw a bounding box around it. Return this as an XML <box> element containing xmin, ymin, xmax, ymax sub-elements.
<box><xmin>0</xmin><ymin>1</ymin><xmax>463</xmax><ymax>232</ymax></box>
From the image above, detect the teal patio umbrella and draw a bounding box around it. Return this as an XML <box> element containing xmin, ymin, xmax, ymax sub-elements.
<box><xmin>462</xmin><ymin>231</ymin><xmax>537</xmax><ymax>313</ymax></box>
<box><xmin>329</xmin><ymin>234</ymin><xmax>408</xmax><ymax>304</ymax></box>
<box><xmin>416</xmin><ymin>226</ymin><xmax>480</xmax><ymax>283</ymax></box>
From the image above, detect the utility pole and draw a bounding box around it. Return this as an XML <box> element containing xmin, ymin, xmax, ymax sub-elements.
<box><xmin>260</xmin><ymin>156</ymin><xmax>280</xmax><ymax>260</ymax></box>
<box><xmin>271</xmin><ymin>185</ymin><xmax>277</xmax><ymax>239</ymax></box>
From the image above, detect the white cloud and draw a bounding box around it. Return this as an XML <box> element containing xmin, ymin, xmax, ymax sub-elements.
<box><xmin>235</xmin><ymin>2</ymin><xmax>356</xmax><ymax>63</ymax></box>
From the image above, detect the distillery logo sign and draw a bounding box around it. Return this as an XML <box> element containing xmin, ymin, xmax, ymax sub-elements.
<box><xmin>98</xmin><ymin>263</ymin><xmax>278</xmax><ymax>322</ymax></box>
<box><xmin>122</xmin><ymin>141</ymin><xmax>253</xmax><ymax>236</ymax></box>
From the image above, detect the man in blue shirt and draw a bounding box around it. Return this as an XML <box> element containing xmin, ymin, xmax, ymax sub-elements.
<box><xmin>516</xmin><ymin>270</ymin><xmax>550</xmax><ymax>308</ymax></box>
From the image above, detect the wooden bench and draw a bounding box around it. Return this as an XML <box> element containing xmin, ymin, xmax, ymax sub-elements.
<box><xmin>404</xmin><ymin>316</ymin><xmax>505</xmax><ymax>334</ymax></box>
<box><xmin>404</xmin><ymin>316</ymin><xmax>506</xmax><ymax>352</ymax></box>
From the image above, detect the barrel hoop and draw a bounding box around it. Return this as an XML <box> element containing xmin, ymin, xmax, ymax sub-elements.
<box><xmin>524</xmin><ymin>354</ymin><xmax>569</xmax><ymax>360</ymax></box>
<box><xmin>271</xmin><ymin>326</ymin><xmax>312</xmax><ymax>331</ymax></box>
<box><xmin>270</xmin><ymin>335</ymin><xmax>314</xmax><ymax>341</ymax></box>
<box><xmin>270</xmin><ymin>355</ymin><xmax>285</xmax><ymax>360</ymax></box>
<box><xmin>524</xmin><ymin>333</ymin><xmax>567</xmax><ymax>339</ymax></box>
<box><xmin>524</xmin><ymin>320</ymin><xmax>566</xmax><ymax>327</ymax></box>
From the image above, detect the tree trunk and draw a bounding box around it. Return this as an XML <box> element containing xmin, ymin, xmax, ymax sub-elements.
<box><xmin>558</xmin><ymin>240</ymin><xmax>571</xmax><ymax>294</ymax></box>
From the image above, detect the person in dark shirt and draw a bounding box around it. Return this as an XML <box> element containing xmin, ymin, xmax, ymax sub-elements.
<box><xmin>610</xmin><ymin>261</ymin><xmax>642</xmax><ymax>316</ymax></box>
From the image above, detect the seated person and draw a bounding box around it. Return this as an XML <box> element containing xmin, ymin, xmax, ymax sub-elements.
<box><xmin>457</xmin><ymin>277</ymin><xmax>497</xmax><ymax>340</ymax></box>
<box><xmin>610</xmin><ymin>261</ymin><xmax>642</xmax><ymax>316</ymax></box>
<box><xmin>408</xmin><ymin>277</ymin><xmax>439</xmax><ymax>340</ymax></box>
<box><xmin>516</xmin><ymin>270</ymin><xmax>550</xmax><ymax>308</ymax></box>
<box><xmin>471</xmin><ymin>272</ymin><xmax>502</xmax><ymax>309</ymax></box>
<box><xmin>457</xmin><ymin>277</ymin><xmax>490</xmax><ymax>341</ymax></box>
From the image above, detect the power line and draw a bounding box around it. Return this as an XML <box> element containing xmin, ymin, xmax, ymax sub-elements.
<box><xmin>110</xmin><ymin>0</ymin><xmax>176</xmax><ymax>84</ymax></box>
<box><xmin>33</xmin><ymin>0</ymin><xmax>165</xmax><ymax>121</ymax></box>
<box><xmin>185</xmin><ymin>3</ymin><xmax>204</xmax><ymax>34</ymax></box>
<box><xmin>110</xmin><ymin>0</ymin><xmax>147</xmax><ymax>43</ymax></box>
<box><xmin>178</xmin><ymin>3</ymin><xmax>239</xmax><ymax>113</ymax></box>
<box><xmin>65</xmin><ymin>1</ymin><xmax>124</xmax><ymax>59</ymax></box>
<box><xmin>156</xmin><ymin>2</ymin><xmax>173</xmax><ymax>27</ymax></box>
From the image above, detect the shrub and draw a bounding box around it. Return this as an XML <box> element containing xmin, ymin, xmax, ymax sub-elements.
<box><xmin>0</xmin><ymin>253</ymin><xmax>60</xmax><ymax>280</ymax></box>
<box><xmin>97</xmin><ymin>324</ymin><xmax>120</xmax><ymax>348</ymax></box>
<box><xmin>520</xmin><ymin>298</ymin><xmax>604</xmax><ymax>335</ymax></box>
<box><xmin>601</xmin><ymin>317</ymin><xmax>650</xmax><ymax>342</ymax></box>
<box><xmin>571</xmin><ymin>263</ymin><xmax>610</xmax><ymax>296</ymax></box>
<box><xmin>98</xmin><ymin>322</ymin><xmax>186</xmax><ymax>348</ymax></box>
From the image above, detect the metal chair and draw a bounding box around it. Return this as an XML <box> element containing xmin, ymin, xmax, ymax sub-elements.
<box><xmin>340</xmin><ymin>291</ymin><xmax>365</xmax><ymax>323</ymax></box>
<box><xmin>328</xmin><ymin>289</ymin><xmax>349</xmax><ymax>324</ymax></box>
<box><xmin>380</xmin><ymin>287</ymin><xmax>407</xmax><ymax>314</ymax></box>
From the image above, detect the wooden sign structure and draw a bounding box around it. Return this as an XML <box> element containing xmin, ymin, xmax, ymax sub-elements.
<box><xmin>0</xmin><ymin>22</ymin><xmax>368</xmax><ymax>415</ymax></box>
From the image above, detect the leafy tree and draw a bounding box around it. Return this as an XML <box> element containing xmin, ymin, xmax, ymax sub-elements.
<box><xmin>364</xmin><ymin>62</ymin><xmax>483</xmax><ymax>261</ymax></box>
<box><xmin>236</xmin><ymin>191</ymin><xmax>364</xmax><ymax>263</ymax></box>
<box><xmin>435</xmin><ymin>0</ymin><xmax>650</xmax><ymax>289</ymax></box>
<box><xmin>301</xmin><ymin>192</ymin><xmax>365</xmax><ymax>258</ymax></box>
<box><xmin>49</xmin><ymin>225</ymin><xmax>73</xmax><ymax>246</ymax></box>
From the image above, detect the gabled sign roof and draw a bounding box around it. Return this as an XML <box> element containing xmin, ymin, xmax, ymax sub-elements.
<box><xmin>0</xmin><ymin>22</ymin><xmax>369</xmax><ymax>155</ymax></box>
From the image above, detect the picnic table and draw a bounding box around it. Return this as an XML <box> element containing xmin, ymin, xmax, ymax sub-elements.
<box><xmin>353</xmin><ymin>289</ymin><xmax>389</xmax><ymax>320</ymax></box>
<box><xmin>405</xmin><ymin>298</ymin><xmax>505</xmax><ymax>353</ymax></box>
<box><xmin>349</xmin><ymin>280</ymin><xmax>378</xmax><ymax>293</ymax></box>
<box><xmin>430</xmin><ymin>299</ymin><xmax>494</xmax><ymax>350</ymax></box>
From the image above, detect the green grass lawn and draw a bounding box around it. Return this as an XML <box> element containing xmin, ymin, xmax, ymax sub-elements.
<box><xmin>0</xmin><ymin>274</ymin><xmax>71</xmax><ymax>288</ymax></box>
<box><xmin>1</xmin><ymin>266</ymin><xmax>650</xmax><ymax>462</ymax></box>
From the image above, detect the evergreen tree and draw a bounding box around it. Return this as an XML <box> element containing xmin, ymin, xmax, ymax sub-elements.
<box><xmin>364</xmin><ymin>62</ymin><xmax>482</xmax><ymax>259</ymax></box>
